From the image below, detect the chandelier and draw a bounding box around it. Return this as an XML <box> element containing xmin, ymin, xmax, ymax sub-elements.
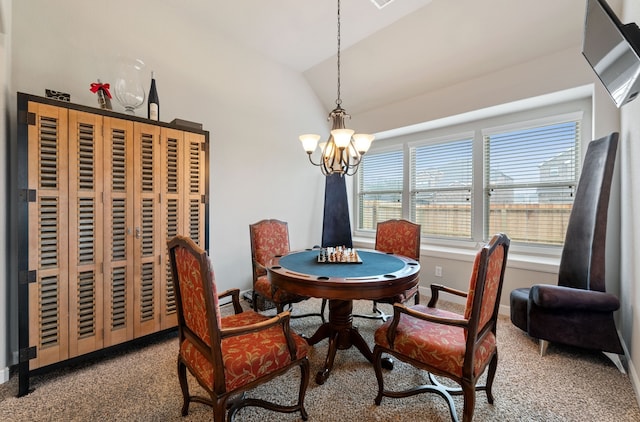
<box><xmin>299</xmin><ymin>0</ymin><xmax>374</xmax><ymax>176</ymax></box>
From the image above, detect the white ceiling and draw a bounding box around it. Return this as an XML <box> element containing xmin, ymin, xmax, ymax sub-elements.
<box><xmin>173</xmin><ymin>0</ymin><xmax>599</xmax><ymax>115</ymax></box>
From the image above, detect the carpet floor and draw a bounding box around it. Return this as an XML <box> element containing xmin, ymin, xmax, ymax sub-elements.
<box><xmin>0</xmin><ymin>297</ymin><xmax>638</xmax><ymax>421</ymax></box>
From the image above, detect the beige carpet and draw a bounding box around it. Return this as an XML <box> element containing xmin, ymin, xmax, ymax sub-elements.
<box><xmin>0</xmin><ymin>297</ymin><xmax>638</xmax><ymax>421</ymax></box>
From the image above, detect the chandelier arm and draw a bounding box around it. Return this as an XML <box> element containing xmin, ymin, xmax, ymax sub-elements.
<box><xmin>321</xmin><ymin>156</ymin><xmax>331</xmax><ymax>176</ymax></box>
<box><xmin>306</xmin><ymin>153</ymin><xmax>323</xmax><ymax>168</ymax></box>
<box><xmin>345</xmin><ymin>162</ymin><xmax>360</xmax><ymax>177</ymax></box>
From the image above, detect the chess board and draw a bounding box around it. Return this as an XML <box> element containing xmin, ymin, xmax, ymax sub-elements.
<box><xmin>317</xmin><ymin>246</ymin><xmax>362</xmax><ymax>264</ymax></box>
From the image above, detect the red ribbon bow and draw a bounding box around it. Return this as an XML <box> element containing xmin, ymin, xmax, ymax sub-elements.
<box><xmin>90</xmin><ymin>82</ymin><xmax>112</xmax><ymax>99</ymax></box>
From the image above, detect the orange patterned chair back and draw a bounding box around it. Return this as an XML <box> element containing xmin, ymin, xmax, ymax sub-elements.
<box><xmin>464</xmin><ymin>239</ymin><xmax>507</xmax><ymax>335</ymax></box>
<box><xmin>250</xmin><ymin>219</ymin><xmax>290</xmax><ymax>280</ymax></box>
<box><xmin>174</xmin><ymin>244</ymin><xmax>222</xmax><ymax>335</ymax></box>
<box><xmin>375</xmin><ymin>219</ymin><xmax>421</xmax><ymax>261</ymax></box>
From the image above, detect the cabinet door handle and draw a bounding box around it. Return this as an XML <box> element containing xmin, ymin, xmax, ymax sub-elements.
<box><xmin>135</xmin><ymin>227</ymin><xmax>141</xmax><ymax>239</ymax></box>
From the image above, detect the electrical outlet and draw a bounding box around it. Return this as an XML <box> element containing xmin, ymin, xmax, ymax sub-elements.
<box><xmin>435</xmin><ymin>265</ymin><xmax>442</xmax><ymax>277</ymax></box>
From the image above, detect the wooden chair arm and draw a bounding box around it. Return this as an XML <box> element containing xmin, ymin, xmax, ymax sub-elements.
<box><xmin>427</xmin><ymin>283</ymin><xmax>468</xmax><ymax>307</ymax></box>
<box><xmin>387</xmin><ymin>303</ymin><xmax>468</xmax><ymax>346</ymax></box>
<box><xmin>217</xmin><ymin>288</ymin><xmax>243</xmax><ymax>314</ymax></box>
<box><xmin>393</xmin><ymin>303</ymin><xmax>468</xmax><ymax>327</ymax></box>
<box><xmin>220</xmin><ymin>311</ymin><xmax>298</xmax><ymax>358</ymax></box>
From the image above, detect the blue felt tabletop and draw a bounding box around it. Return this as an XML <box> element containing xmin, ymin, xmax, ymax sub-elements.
<box><xmin>277</xmin><ymin>249</ymin><xmax>405</xmax><ymax>278</ymax></box>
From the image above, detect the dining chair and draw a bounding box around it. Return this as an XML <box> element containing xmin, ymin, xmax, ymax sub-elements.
<box><xmin>372</xmin><ymin>233</ymin><xmax>510</xmax><ymax>422</ymax></box>
<box><xmin>168</xmin><ymin>235</ymin><xmax>310</xmax><ymax>421</ymax></box>
<box><xmin>250</xmin><ymin>218</ymin><xmax>325</xmax><ymax>321</ymax></box>
<box><xmin>356</xmin><ymin>219</ymin><xmax>421</xmax><ymax>321</ymax></box>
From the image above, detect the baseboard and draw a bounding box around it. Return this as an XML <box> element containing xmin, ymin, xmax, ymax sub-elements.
<box><xmin>629</xmin><ymin>359</ymin><xmax>640</xmax><ymax>408</ymax></box>
<box><xmin>0</xmin><ymin>366</ymin><xmax>9</xmax><ymax>384</ymax></box>
<box><xmin>619</xmin><ymin>333</ymin><xmax>640</xmax><ymax>408</ymax></box>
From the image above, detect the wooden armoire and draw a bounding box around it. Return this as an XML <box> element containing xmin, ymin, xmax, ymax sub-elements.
<box><xmin>15</xmin><ymin>92</ymin><xmax>209</xmax><ymax>396</ymax></box>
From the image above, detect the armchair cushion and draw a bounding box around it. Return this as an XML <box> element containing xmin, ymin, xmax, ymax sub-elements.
<box><xmin>180</xmin><ymin>310</ymin><xmax>309</xmax><ymax>392</ymax></box>
<box><xmin>530</xmin><ymin>284</ymin><xmax>620</xmax><ymax>312</ymax></box>
<box><xmin>374</xmin><ymin>304</ymin><xmax>495</xmax><ymax>378</ymax></box>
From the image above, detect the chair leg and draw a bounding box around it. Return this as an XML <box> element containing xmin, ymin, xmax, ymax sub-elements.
<box><xmin>372</xmin><ymin>347</ymin><xmax>386</xmax><ymax>405</ymax></box>
<box><xmin>353</xmin><ymin>301</ymin><xmax>389</xmax><ymax>321</ymax></box>
<box><xmin>461</xmin><ymin>380</ymin><xmax>476</xmax><ymax>422</ymax></box>
<box><xmin>213</xmin><ymin>400</ymin><xmax>226</xmax><ymax>422</ymax></box>
<box><xmin>177</xmin><ymin>358</ymin><xmax>190</xmax><ymax>416</ymax></box>
<box><xmin>539</xmin><ymin>339</ymin><xmax>549</xmax><ymax>356</ymax></box>
<box><xmin>484</xmin><ymin>353</ymin><xmax>498</xmax><ymax>404</ymax></box>
<box><xmin>372</xmin><ymin>301</ymin><xmax>390</xmax><ymax>321</ymax></box>
<box><xmin>297</xmin><ymin>359</ymin><xmax>310</xmax><ymax>421</ymax></box>
<box><xmin>603</xmin><ymin>352</ymin><xmax>626</xmax><ymax>374</ymax></box>
<box><xmin>320</xmin><ymin>299</ymin><xmax>327</xmax><ymax>323</ymax></box>
<box><xmin>251</xmin><ymin>290</ymin><xmax>259</xmax><ymax>312</ymax></box>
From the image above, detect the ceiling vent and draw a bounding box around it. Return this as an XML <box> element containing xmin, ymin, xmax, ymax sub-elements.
<box><xmin>370</xmin><ymin>0</ymin><xmax>396</xmax><ymax>9</ymax></box>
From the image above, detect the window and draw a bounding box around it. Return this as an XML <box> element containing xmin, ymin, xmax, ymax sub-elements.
<box><xmin>358</xmin><ymin>149</ymin><xmax>403</xmax><ymax>229</ymax></box>
<box><xmin>410</xmin><ymin>137</ymin><xmax>473</xmax><ymax>238</ymax></box>
<box><xmin>484</xmin><ymin>119</ymin><xmax>580</xmax><ymax>246</ymax></box>
<box><xmin>355</xmin><ymin>99</ymin><xmax>587</xmax><ymax>250</ymax></box>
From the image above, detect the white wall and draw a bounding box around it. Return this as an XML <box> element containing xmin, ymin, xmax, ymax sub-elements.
<box><xmin>620</xmin><ymin>0</ymin><xmax>640</xmax><ymax>405</ymax></box>
<box><xmin>0</xmin><ymin>0</ymin><xmax>11</xmax><ymax>384</ymax></box>
<box><xmin>5</xmin><ymin>0</ymin><xmax>328</xmax><ymax>370</ymax></box>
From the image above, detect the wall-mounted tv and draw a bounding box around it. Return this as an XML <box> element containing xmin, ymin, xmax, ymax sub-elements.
<box><xmin>582</xmin><ymin>0</ymin><xmax>640</xmax><ymax>107</ymax></box>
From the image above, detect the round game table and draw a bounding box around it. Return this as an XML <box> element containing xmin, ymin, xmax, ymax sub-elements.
<box><xmin>268</xmin><ymin>248</ymin><xmax>420</xmax><ymax>384</ymax></box>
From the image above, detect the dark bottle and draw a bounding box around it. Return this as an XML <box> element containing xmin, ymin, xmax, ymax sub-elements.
<box><xmin>148</xmin><ymin>71</ymin><xmax>159</xmax><ymax>121</ymax></box>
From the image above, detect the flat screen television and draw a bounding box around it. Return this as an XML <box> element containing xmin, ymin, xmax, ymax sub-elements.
<box><xmin>582</xmin><ymin>0</ymin><xmax>640</xmax><ymax>107</ymax></box>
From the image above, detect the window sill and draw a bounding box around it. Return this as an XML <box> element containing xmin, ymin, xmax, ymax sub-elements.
<box><xmin>352</xmin><ymin>236</ymin><xmax>560</xmax><ymax>274</ymax></box>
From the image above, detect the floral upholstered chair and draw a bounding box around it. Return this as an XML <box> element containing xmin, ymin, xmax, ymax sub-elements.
<box><xmin>357</xmin><ymin>219</ymin><xmax>421</xmax><ymax>321</ymax></box>
<box><xmin>372</xmin><ymin>233</ymin><xmax>510</xmax><ymax>422</ymax></box>
<box><xmin>167</xmin><ymin>235</ymin><xmax>310</xmax><ymax>422</ymax></box>
<box><xmin>250</xmin><ymin>219</ymin><xmax>325</xmax><ymax>321</ymax></box>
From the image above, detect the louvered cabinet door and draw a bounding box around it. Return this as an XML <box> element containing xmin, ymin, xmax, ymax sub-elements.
<box><xmin>184</xmin><ymin>131</ymin><xmax>207</xmax><ymax>248</ymax></box>
<box><xmin>102</xmin><ymin>117</ymin><xmax>135</xmax><ymax>346</ymax></box>
<box><xmin>159</xmin><ymin>128</ymin><xmax>184</xmax><ymax>330</ymax></box>
<box><xmin>133</xmin><ymin>122</ymin><xmax>162</xmax><ymax>337</ymax></box>
<box><xmin>67</xmin><ymin>110</ymin><xmax>105</xmax><ymax>358</ymax></box>
<box><xmin>27</xmin><ymin>102</ymin><xmax>70</xmax><ymax>370</ymax></box>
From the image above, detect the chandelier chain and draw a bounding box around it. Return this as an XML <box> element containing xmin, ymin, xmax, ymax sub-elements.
<box><xmin>336</xmin><ymin>0</ymin><xmax>342</xmax><ymax>106</ymax></box>
<box><xmin>298</xmin><ymin>0</ymin><xmax>373</xmax><ymax>176</ymax></box>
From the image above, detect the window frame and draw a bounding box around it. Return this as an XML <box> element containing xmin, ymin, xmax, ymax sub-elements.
<box><xmin>352</xmin><ymin>94</ymin><xmax>592</xmax><ymax>263</ymax></box>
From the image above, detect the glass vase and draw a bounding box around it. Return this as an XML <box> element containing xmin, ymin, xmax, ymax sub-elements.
<box><xmin>114</xmin><ymin>57</ymin><xmax>146</xmax><ymax>114</ymax></box>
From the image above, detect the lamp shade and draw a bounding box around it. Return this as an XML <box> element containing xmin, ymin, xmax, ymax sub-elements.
<box><xmin>299</xmin><ymin>134</ymin><xmax>321</xmax><ymax>153</ymax></box>
<box><xmin>352</xmin><ymin>133</ymin><xmax>374</xmax><ymax>153</ymax></box>
<box><xmin>331</xmin><ymin>129</ymin><xmax>355</xmax><ymax>148</ymax></box>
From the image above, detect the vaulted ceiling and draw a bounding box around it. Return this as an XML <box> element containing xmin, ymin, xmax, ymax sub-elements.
<box><xmin>175</xmin><ymin>0</ymin><xmax>601</xmax><ymax>115</ymax></box>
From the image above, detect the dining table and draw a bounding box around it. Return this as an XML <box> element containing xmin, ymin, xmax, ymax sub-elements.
<box><xmin>268</xmin><ymin>248</ymin><xmax>420</xmax><ymax>384</ymax></box>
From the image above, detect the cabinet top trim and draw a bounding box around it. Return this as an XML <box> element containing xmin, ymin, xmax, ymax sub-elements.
<box><xmin>17</xmin><ymin>92</ymin><xmax>209</xmax><ymax>136</ymax></box>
